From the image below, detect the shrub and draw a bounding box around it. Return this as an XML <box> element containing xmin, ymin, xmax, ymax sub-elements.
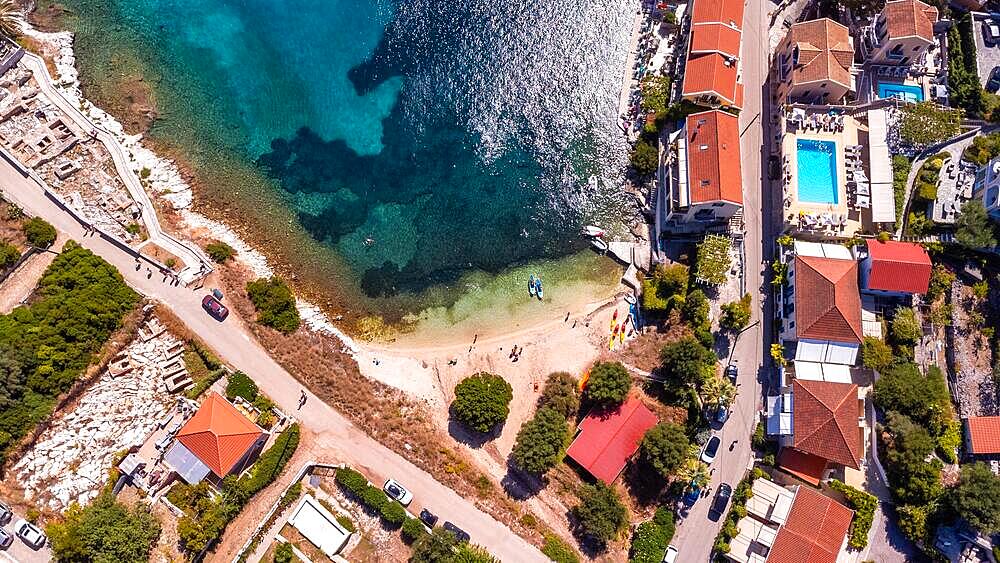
<box><xmin>380</xmin><ymin>500</ymin><xmax>407</xmax><ymax>527</ymax></box>
<box><xmin>273</xmin><ymin>542</ymin><xmax>293</xmax><ymax>563</ymax></box>
<box><xmin>584</xmin><ymin>361</ymin><xmax>632</xmax><ymax>407</ymax></box>
<box><xmin>22</xmin><ymin>217</ymin><xmax>56</xmax><ymax>248</ymax></box>
<box><xmin>246</xmin><ymin>277</ymin><xmax>301</xmax><ymax>333</ymax></box>
<box><xmin>642</xmin><ymin>278</ymin><xmax>670</xmax><ymax>312</ymax></box>
<box><xmin>572</xmin><ymin>483</ymin><xmax>627</xmax><ymax>543</ymax></box>
<box><xmin>890</xmin><ymin>307</ymin><xmax>921</xmax><ymax>346</ymax></box>
<box><xmin>720</xmin><ymin>294</ymin><xmax>751</xmax><ymax>330</ymax></box>
<box><xmin>225</xmin><ymin>371</ymin><xmax>259</xmax><ymax>402</ymax></box>
<box><xmin>335</xmin><ymin>513</ymin><xmax>355</xmax><ymax>533</ymax></box>
<box><xmin>681</xmin><ymin>289</ymin><xmax>710</xmax><ymax>328</ymax></box>
<box><xmin>0</xmin><ymin>240</ymin><xmax>19</xmax><ymax>269</ymax></box>
<box><xmin>401</xmin><ymin>517</ymin><xmax>426</xmax><ymax>542</ymax></box>
<box><xmin>511</xmin><ymin>407</ymin><xmax>570</xmax><ymax>474</ymax></box>
<box><xmin>927</xmin><ymin>264</ymin><xmax>956</xmax><ymax>302</ymax></box>
<box><xmin>335</xmin><ymin>467</ymin><xmax>368</xmax><ymax>496</ymax></box>
<box><xmin>830</xmin><ymin>480</ymin><xmax>877</xmax><ymax>549</ymax></box>
<box><xmin>630</xmin><ymin>139</ymin><xmax>658</xmax><ymax>177</ymax></box>
<box><xmin>452</xmin><ymin>372</ymin><xmax>513</xmax><ymax>433</ymax></box>
<box><xmin>47</xmin><ymin>492</ymin><xmax>161</xmax><ymax>563</ymax></box>
<box><xmin>861</xmin><ymin>336</ymin><xmax>894</xmax><ymax>374</ymax></box>
<box><xmin>751</xmin><ymin>421</ymin><xmax>766</xmax><ymax>450</ymax></box>
<box><xmin>206</xmin><ymin>241</ymin><xmax>236</xmax><ymax>263</ymax></box>
<box><xmin>874</xmin><ymin>364</ymin><xmax>951</xmax><ymax>435</ymax></box>
<box><xmin>360</xmin><ymin>485</ymin><xmax>389</xmax><ymax>512</ymax></box>
<box><xmin>937</xmin><ymin>419</ymin><xmax>961</xmax><ymax>464</ymax></box>
<box><xmin>538</xmin><ymin>371</ymin><xmax>580</xmax><ymax>418</ymax></box>
<box><xmin>897</xmin><ymin>504</ymin><xmax>929</xmax><ymax>543</ymax></box>
<box><xmin>411</xmin><ymin>527</ymin><xmax>459</xmax><ymax>562</ymax></box>
<box><xmin>640</xmin><ymin>423</ymin><xmax>689</xmax><ymax>478</ymax></box>
<box><xmin>541</xmin><ymin>533</ymin><xmax>579</xmax><ymax>563</ymax></box>
<box><xmin>629</xmin><ymin>521</ymin><xmax>668</xmax><ymax>563</ymax></box>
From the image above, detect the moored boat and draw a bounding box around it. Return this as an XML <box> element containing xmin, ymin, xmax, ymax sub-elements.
<box><xmin>534</xmin><ymin>275</ymin><xmax>543</xmax><ymax>299</ymax></box>
<box><xmin>529</xmin><ymin>274</ymin><xmax>537</xmax><ymax>297</ymax></box>
<box><xmin>581</xmin><ymin>225</ymin><xmax>606</xmax><ymax>238</ymax></box>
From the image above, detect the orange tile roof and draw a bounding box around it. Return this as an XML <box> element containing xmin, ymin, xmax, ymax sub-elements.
<box><xmin>681</xmin><ymin>53</ymin><xmax>740</xmax><ymax>106</ymax></box>
<box><xmin>884</xmin><ymin>0</ymin><xmax>938</xmax><ymax>42</ymax></box>
<box><xmin>794</xmin><ymin>255</ymin><xmax>863</xmax><ymax>344</ymax></box>
<box><xmin>966</xmin><ymin>416</ymin><xmax>1000</xmax><ymax>455</ymax></box>
<box><xmin>865</xmin><ymin>240</ymin><xmax>932</xmax><ymax>294</ymax></box>
<box><xmin>176</xmin><ymin>392</ymin><xmax>263</xmax><ymax>477</ymax></box>
<box><xmin>690</xmin><ymin>23</ymin><xmax>742</xmax><ymax>59</ymax></box>
<box><xmin>691</xmin><ymin>0</ymin><xmax>745</xmax><ymax>29</ymax></box>
<box><xmin>777</xmin><ymin>448</ymin><xmax>828</xmax><ymax>486</ymax></box>
<box><xmin>767</xmin><ymin>486</ymin><xmax>853</xmax><ymax>563</ymax></box>
<box><xmin>786</xmin><ymin>19</ymin><xmax>854</xmax><ymax>88</ymax></box>
<box><xmin>685</xmin><ymin>110</ymin><xmax>743</xmax><ymax>205</ymax></box>
<box><xmin>792</xmin><ymin>380</ymin><xmax>861</xmax><ymax>469</ymax></box>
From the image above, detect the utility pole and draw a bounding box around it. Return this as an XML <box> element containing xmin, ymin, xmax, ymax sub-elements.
<box><xmin>727</xmin><ymin>318</ymin><xmax>761</xmax><ymax>367</ymax></box>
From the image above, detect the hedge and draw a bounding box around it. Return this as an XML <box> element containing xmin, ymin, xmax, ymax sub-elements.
<box><xmin>335</xmin><ymin>467</ymin><xmax>368</xmax><ymax>495</ymax></box>
<box><xmin>401</xmin><ymin>517</ymin><xmax>427</xmax><ymax>542</ymax></box>
<box><xmin>380</xmin><ymin>501</ymin><xmax>407</xmax><ymax>527</ymax></box>
<box><xmin>226</xmin><ymin>371</ymin><xmax>259</xmax><ymax>402</ymax></box>
<box><xmin>830</xmin><ymin>480</ymin><xmax>877</xmax><ymax>549</ymax></box>
<box><xmin>234</xmin><ymin>424</ymin><xmax>300</xmax><ymax>499</ymax></box>
<box><xmin>541</xmin><ymin>533</ymin><xmax>579</xmax><ymax>563</ymax></box>
<box><xmin>360</xmin><ymin>485</ymin><xmax>389</xmax><ymax>512</ymax></box>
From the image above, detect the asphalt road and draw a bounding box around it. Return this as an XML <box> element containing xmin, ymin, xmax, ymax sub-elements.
<box><xmin>668</xmin><ymin>0</ymin><xmax>772</xmax><ymax>557</ymax></box>
<box><xmin>0</xmin><ymin>510</ymin><xmax>52</xmax><ymax>563</ymax></box>
<box><xmin>0</xmin><ymin>165</ymin><xmax>547</xmax><ymax>562</ymax></box>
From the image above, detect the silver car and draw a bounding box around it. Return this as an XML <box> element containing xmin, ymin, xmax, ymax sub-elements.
<box><xmin>13</xmin><ymin>519</ymin><xmax>45</xmax><ymax>550</ymax></box>
<box><xmin>0</xmin><ymin>528</ymin><xmax>12</xmax><ymax>549</ymax></box>
<box><xmin>383</xmin><ymin>479</ymin><xmax>413</xmax><ymax>506</ymax></box>
<box><xmin>0</xmin><ymin>501</ymin><xmax>11</xmax><ymax>526</ymax></box>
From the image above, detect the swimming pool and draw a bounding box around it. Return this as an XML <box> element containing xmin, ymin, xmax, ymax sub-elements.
<box><xmin>796</xmin><ymin>139</ymin><xmax>839</xmax><ymax>204</ymax></box>
<box><xmin>878</xmin><ymin>82</ymin><xmax>924</xmax><ymax>102</ymax></box>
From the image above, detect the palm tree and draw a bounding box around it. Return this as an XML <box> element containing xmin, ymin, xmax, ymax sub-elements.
<box><xmin>700</xmin><ymin>375</ymin><xmax>737</xmax><ymax>407</ymax></box>
<box><xmin>0</xmin><ymin>1</ymin><xmax>23</xmax><ymax>40</ymax></box>
<box><xmin>677</xmin><ymin>458</ymin><xmax>710</xmax><ymax>489</ymax></box>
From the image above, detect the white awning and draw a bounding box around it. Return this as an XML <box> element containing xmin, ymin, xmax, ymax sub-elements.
<box><xmin>868</xmin><ymin>109</ymin><xmax>896</xmax><ymax>224</ymax></box>
<box><xmin>793</xmin><ymin>361</ymin><xmax>852</xmax><ymax>383</ymax></box>
<box><xmin>766</xmin><ymin>394</ymin><xmax>793</xmax><ymax>436</ymax></box>
<box><xmin>164</xmin><ymin>442</ymin><xmax>211</xmax><ymax>485</ymax></box>
<box><xmin>795</xmin><ymin>339</ymin><xmax>859</xmax><ymax>365</ymax></box>
<box><xmin>793</xmin><ymin>241</ymin><xmax>853</xmax><ymax>260</ymax></box>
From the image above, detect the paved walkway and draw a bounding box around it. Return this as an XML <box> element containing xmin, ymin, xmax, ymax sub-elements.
<box><xmin>0</xmin><ymin>162</ymin><xmax>546</xmax><ymax>562</ymax></box>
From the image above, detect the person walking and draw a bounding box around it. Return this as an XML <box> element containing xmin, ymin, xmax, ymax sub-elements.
<box><xmin>298</xmin><ymin>389</ymin><xmax>307</xmax><ymax>410</ymax></box>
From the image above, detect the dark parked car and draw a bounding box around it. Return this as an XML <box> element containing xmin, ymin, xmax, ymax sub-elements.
<box><xmin>708</xmin><ymin>483</ymin><xmax>733</xmax><ymax>521</ymax></box>
<box><xmin>985</xmin><ymin>21</ymin><xmax>1000</xmax><ymax>45</ymax></box>
<box><xmin>682</xmin><ymin>483</ymin><xmax>700</xmax><ymax>506</ymax></box>
<box><xmin>988</xmin><ymin>66</ymin><xmax>1000</xmax><ymax>93</ymax></box>
<box><xmin>201</xmin><ymin>294</ymin><xmax>229</xmax><ymax>321</ymax></box>
<box><xmin>419</xmin><ymin>508</ymin><xmax>439</xmax><ymax>528</ymax></box>
<box><xmin>725</xmin><ymin>364</ymin><xmax>738</xmax><ymax>383</ymax></box>
<box><xmin>443</xmin><ymin>521</ymin><xmax>470</xmax><ymax>543</ymax></box>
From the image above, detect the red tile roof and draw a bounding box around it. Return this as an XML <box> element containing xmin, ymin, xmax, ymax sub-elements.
<box><xmin>966</xmin><ymin>416</ymin><xmax>1000</xmax><ymax>454</ymax></box>
<box><xmin>681</xmin><ymin>53</ymin><xmax>740</xmax><ymax>106</ymax></box>
<box><xmin>686</xmin><ymin>110</ymin><xmax>743</xmax><ymax>205</ymax></box>
<box><xmin>690</xmin><ymin>23</ymin><xmax>742</xmax><ymax>59</ymax></box>
<box><xmin>176</xmin><ymin>392</ymin><xmax>263</xmax><ymax>477</ymax></box>
<box><xmin>786</xmin><ymin>19</ymin><xmax>854</xmax><ymax>88</ymax></box>
<box><xmin>691</xmin><ymin>0</ymin><xmax>745</xmax><ymax>29</ymax></box>
<box><xmin>794</xmin><ymin>255</ymin><xmax>863</xmax><ymax>344</ymax></box>
<box><xmin>865</xmin><ymin>240</ymin><xmax>932</xmax><ymax>294</ymax></box>
<box><xmin>777</xmin><ymin>448</ymin><xmax>828</xmax><ymax>486</ymax></box>
<box><xmin>766</xmin><ymin>486</ymin><xmax>853</xmax><ymax>563</ymax></box>
<box><xmin>792</xmin><ymin>380</ymin><xmax>861</xmax><ymax>469</ymax></box>
<box><xmin>884</xmin><ymin>0</ymin><xmax>938</xmax><ymax>42</ymax></box>
<box><xmin>566</xmin><ymin>397</ymin><xmax>659</xmax><ymax>483</ymax></box>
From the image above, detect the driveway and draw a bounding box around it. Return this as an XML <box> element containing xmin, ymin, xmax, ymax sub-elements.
<box><xmin>972</xmin><ymin>15</ymin><xmax>1000</xmax><ymax>89</ymax></box>
<box><xmin>0</xmin><ymin>167</ymin><xmax>546</xmax><ymax>562</ymax></box>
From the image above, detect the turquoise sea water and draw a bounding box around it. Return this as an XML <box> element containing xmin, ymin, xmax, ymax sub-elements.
<box><xmin>48</xmin><ymin>0</ymin><xmax>634</xmax><ymax>326</ymax></box>
<box><xmin>796</xmin><ymin>139</ymin><xmax>839</xmax><ymax>205</ymax></box>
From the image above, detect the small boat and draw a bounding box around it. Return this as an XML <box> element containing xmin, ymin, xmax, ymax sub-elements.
<box><xmin>581</xmin><ymin>225</ymin><xmax>606</xmax><ymax>238</ymax></box>
<box><xmin>534</xmin><ymin>275</ymin><xmax>543</xmax><ymax>299</ymax></box>
<box><xmin>591</xmin><ymin>238</ymin><xmax>609</xmax><ymax>252</ymax></box>
<box><xmin>528</xmin><ymin>274</ymin><xmax>537</xmax><ymax>297</ymax></box>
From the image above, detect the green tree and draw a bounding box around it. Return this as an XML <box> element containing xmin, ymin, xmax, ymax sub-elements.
<box><xmin>681</xmin><ymin>289</ymin><xmax>710</xmax><ymax>328</ymax></box>
<box><xmin>659</xmin><ymin>336</ymin><xmax>714</xmax><ymax>388</ymax></box>
<box><xmin>584</xmin><ymin>361</ymin><xmax>631</xmax><ymax>407</ymax></box>
<box><xmin>701</xmin><ymin>375</ymin><xmax>736</xmax><ymax>407</ymax></box>
<box><xmin>897</xmin><ymin>504</ymin><xmax>930</xmax><ymax>544</ymax></box>
<box><xmin>273</xmin><ymin>542</ymin><xmax>293</xmax><ymax>563</ymax></box>
<box><xmin>720</xmin><ymin>294</ymin><xmax>751</xmax><ymax>330</ymax></box>
<box><xmin>205</xmin><ymin>241</ymin><xmax>236</xmax><ymax>263</ymax></box>
<box><xmin>874</xmin><ymin>364</ymin><xmax>951</xmax><ymax>434</ymax></box>
<box><xmin>22</xmin><ymin>217</ymin><xmax>56</xmax><ymax>248</ymax></box>
<box><xmin>246</xmin><ymin>277</ymin><xmax>301</xmax><ymax>333</ymax></box>
<box><xmin>410</xmin><ymin>527</ymin><xmax>459</xmax><ymax>563</ymax></box>
<box><xmin>453</xmin><ymin>543</ymin><xmax>500</xmax><ymax>563</ymax></box>
<box><xmin>511</xmin><ymin>407</ymin><xmax>570</xmax><ymax>474</ymax></box>
<box><xmin>572</xmin><ymin>483</ymin><xmax>628</xmax><ymax>543</ymax></box>
<box><xmin>953</xmin><ymin>462</ymin><xmax>1000</xmax><ymax>533</ymax></box>
<box><xmin>675</xmin><ymin>458</ymin><xmax>710</xmax><ymax>489</ymax></box>
<box><xmin>47</xmin><ymin>492</ymin><xmax>161</xmax><ymax>563</ymax></box>
<box><xmin>890</xmin><ymin>307</ymin><xmax>921</xmax><ymax>346</ymax></box>
<box><xmin>538</xmin><ymin>371</ymin><xmax>580</xmax><ymax>418</ymax></box>
<box><xmin>861</xmin><ymin>336</ymin><xmax>893</xmax><ymax>373</ymax></box>
<box><xmin>630</xmin><ymin>140</ymin><xmax>659</xmax><ymax>177</ymax></box>
<box><xmin>884</xmin><ymin>412</ymin><xmax>942</xmax><ymax>506</ymax></box>
<box><xmin>955</xmin><ymin>200</ymin><xmax>998</xmax><ymax>250</ymax></box>
<box><xmin>452</xmin><ymin>372</ymin><xmax>513</xmax><ymax>433</ymax></box>
<box><xmin>639</xmin><ymin>423</ymin><xmax>689</xmax><ymax>477</ymax></box>
<box><xmin>0</xmin><ymin>240</ymin><xmax>19</xmax><ymax>268</ymax></box>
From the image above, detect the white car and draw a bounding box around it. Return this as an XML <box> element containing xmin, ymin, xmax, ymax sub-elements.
<box><xmin>662</xmin><ymin>545</ymin><xmax>679</xmax><ymax>563</ymax></box>
<box><xmin>13</xmin><ymin>519</ymin><xmax>45</xmax><ymax>550</ymax></box>
<box><xmin>383</xmin><ymin>479</ymin><xmax>413</xmax><ymax>506</ymax></box>
<box><xmin>701</xmin><ymin>435</ymin><xmax>721</xmax><ymax>464</ymax></box>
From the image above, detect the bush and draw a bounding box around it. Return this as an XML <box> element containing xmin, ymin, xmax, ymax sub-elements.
<box><xmin>751</xmin><ymin>421</ymin><xmax>766</xmax><ymax>450</ymax></box>
<box><xmin>335</xmin><ymin>513</ymin><xmax>355</xmax><ymax>533</ymax></box>
<box><xmin>232</xmin><ymin>424</ymin><xmax>300</xmax><ymax>499</ymax></box>
<box><xmin>830</xmin><ymin>480</ymin><xmax>877</xmax><ymax>549</ymax></box>
<box><xmin>47</xmin><ymin>492</ymin><xmax>161</xmax><ymax>563</ymax></box>
<box><xmin>401</xmin><ymin>517</ymin><xmax>427</xmax><ymax>542</ymax></box>
<box><xmin>681</xmin><ymin>289</ymin><xmax>710</xmax><ymax>328</ymax></box>
<box><xmin>206</xmin><ymin>241</ymin><xmax>236</xmax><ymax>263</ymax></box>
<box><xmin>897</xmin><ymin>504</ymin><xmax>930</xmax><ymax>543</ymax></box>
<box><xmin>630</xmin><ymin>139</ymin><xmax>659</xmax><ymax>177</ymax></box>
<box><xmin>937</xmin><ymin>419</ymin><xmax>961</xmax><ymax>464</ymax></box>
<box><xmin>541</xmin><ymin>533</ymin><xmax>579</xmax><ymax>563</ymax></box>
<box><xmin>225</xmin><ymin>371</ymin><xmax>259</xmax><ymax>402</ymax></box>
<box><xmin>659</xmin><ymin>336</ymin><xmax>714</xmax><ymax>389</ymax></box>
<box><xmin>927</xmin><ymin>264</ymin><xmax>956</xmax><ymax>302</ymax></box>
<box><xmin>380</xmin><ymin>500</ymin><xmax>407</xmax><ymax>527</ymax></box>
<box><xmin>411</xmin><ymin>527</ymin><xmax>459</xmax><ymax>563</ymax></box>
<box><xmin>584</xmin><ymin>361</ymin><xmax>632</xmax><ymax>407</ymax></box>
<box><xmin>246</xmin><ymin>277</ymin><xmax>301</xmax><ymax>333</ymax></box>
<box><xmin>511</xmin><ymin>406</ymin><xmax>570</xmax><ymax>474</ymax></box>
<box><xmin>539</xmin><ymin>371</ymin><xmax>580</xmax><ymax>418</ymax></box>
<box><xmin>720</xmin><ymin>294</ymin><xmax>751</xmax><ymax>330</ymax></box>
<box><xmin>874</xmin><ymin>364</ymin><xmax>951</xmax><ymax>435</ymax></box>
<box><xmin>22</xmin><ymin>217</ymin><xmax>56</xmax><ymax>248</ymax></box>
<box><xmin>629</xmin><ymin>521</ymin><xmax>668</xmax><ymax>563</ymax></box>
<box><xmin>0</xmin><ymin>240</ymin><xmax>19</xmax><ymax>269</ymax></box>
<box><xmin>273</xmin><ymin>542</ymin><xmax>293</xmax><ymax>563</ymax></box>
<box><xmin>890</xmin><ymin>307</ymin><xmax>921</xmax><ymax>346</ymax></box>
<box><xmin>640</xmin><ymin>423</ymin><xmax>689</xmax><ymax>478</ymax></box>
<box><xmin>861</xmin><ymin>336</ymin><xmax>894</xmax><ymax>374</ymax></box>
<box><xmin>572</xmin><ymin>483</ymin><xmax>628</xmax><ymax>543</ymax></box>
<box><xmin>452</xmin><ymin>372</ymin><xmax>513</xmax><ymax>433</ymax></box>
<box><xmin>360</xmin><ymin>485</ymin><xmax>388</xmax><ymax>512</ymax></box>
<box><xmin>335</xmin><ymin>467</ymin><xmax>369</xmax><ymax>496</ymax></box>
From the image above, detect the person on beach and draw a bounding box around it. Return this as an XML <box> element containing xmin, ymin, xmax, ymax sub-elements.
<box><xmin>473</xmin><ymin>334</ymin><xmax>478</xmax><ymax>344</ymax></box>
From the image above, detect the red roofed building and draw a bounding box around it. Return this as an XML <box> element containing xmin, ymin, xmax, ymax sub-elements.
<box><xmin>681</xmin><ymin>0</ymin><xmax>744</xmax><ymax>109</ymax></box>
<box><xmin>662</xmin><ymin>110</ymin><xmax>743</xmax><ymax>232</ymax></box>
<box><xmin>773</xmin><ymin>19</ymin><xmax>854</xmax><ymax>105</ymax></box>
<box><xmin>165</xmin><ymin>392</ymin><xmax>266</xmax><ymax>484</ymax></box>
<box><xmin>765</xmin><ymin>486</ymin><xmax>853</xmax><ymax>563</ymax></box>
<box><xmin>860</xmin><ymin>240</ymin><xmax>932</xmax><ymax>295</ymax></box>
<box><xmin>566</xmin><ymin>396</ymin><xmax>658</xmax><ymax>483</ymax></box>
<box><xmin>964</xmin><ymin>416</ymin><xmax>1000</xmax><ymax>458</ymax></box>
<box><xmin>861</xmin><ymin>0</ymin><xmax>938</xmax><ymax>67</ymax></box>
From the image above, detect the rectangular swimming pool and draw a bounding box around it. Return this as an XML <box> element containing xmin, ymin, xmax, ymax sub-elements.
<box><xmin>796</xmin><ymin>139</ymin><xmax>839</xmax><ymax>204</ymax></box>
<box><xmin>878</xmin><ymin>82</ymin><xmax>924</xmax><ymax>102</ymax></box>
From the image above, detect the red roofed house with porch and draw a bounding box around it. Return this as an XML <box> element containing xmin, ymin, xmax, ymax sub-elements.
<box><xmin>164</xmin><ymin>392</ymin><xmax>267</xmax><ymax>485</ymax></box>
<box><xmin>565</xmin><ymin>396</ymin><xmax>658</xmax><ymax>483</ymax></box>
<box><xmin>773</xmin><ymin>19</ymin><xmax>855</xmax><ymax>105</ymax></box>
<box><xmin>860</xmin><ymin>0</ymin><xmax>939</xmax><ymax>67</ymax></box>
<box><xmin>964</xmin><ymin>416</ymin><xmax>1000</xmax><ymax>461</ymax></box>
<box><xmin>661</xmin><ymin>109</ymin><xmax>743</xmax><ymax>233</ymax></box>
<box><xmin>681</xmin><ymin>0</ymin><xmax>744</xmax><ymax>109</ymax></box>
<box><xmin>860</xmin><ymin>239</ymin><xmax>932</xmax><ymax>297</ymax></box>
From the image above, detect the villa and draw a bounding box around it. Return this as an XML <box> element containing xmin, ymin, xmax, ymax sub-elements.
<box><xmin>660</xmin><ymin>109</ymin><xmax>743</xmax><ymax>232</ymax></box>
<box><xmin>859</xmin><ymin>239</ymin><xmax>932</xmax><ymax>297</ymax></box>
<box><xmin>773</xmin><ymin>19</ymin><xmax>855</xmax><ymax>105</ymax></box>
<box><xmin>973</xmin><ymin>156</ymin><xmax>1000</xmax><ymax>222</ymax></box>
<box><xmin>861</xmin><ymin>0</ymin><xmax>939</xmax><ymax>68</ymax></box>
<box><xmin>681</xmin><ymin>0</ymin><xmax>744</xmax><ymax>109</ymax></box>
<box><xmin>565</xmin><ymin>396</ymin><xmax>658</xmax><ymax>483</ymax></box>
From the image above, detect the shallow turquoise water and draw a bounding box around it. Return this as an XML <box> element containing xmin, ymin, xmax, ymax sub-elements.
<box><xmin>50</xmin><ymin>0</ymin><xmax>634</xmax><ymax>316</ymax></box>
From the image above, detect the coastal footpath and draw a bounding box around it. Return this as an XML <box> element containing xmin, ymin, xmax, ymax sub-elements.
<box><xmin>0</xmin><ymin>163</ymin><xmax>547</xmax><ymax>562</ymax></box>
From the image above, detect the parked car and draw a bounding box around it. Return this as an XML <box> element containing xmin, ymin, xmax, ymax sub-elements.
<box><xmin>419</xmin><ymin>508</ymin><xmax>439</xmax><ymax>528</ymax></box>
<box><xmin>725</xmin><ymin>363</ymin><xmax>738</xmax><ymax>383</ymax></box>
<box><xmin>985</xmin><ymin>21</ymin><xmax>1000</xmax><ymax>45</ymax></box>
<box><xmin>662</xmin><ymin>545</ymin><xmax>679</xmax><ymax>563</ymax></box>
<box><xmin>715</xmin><ymin>405</ymin><xmax>729</xmax><ymax>424</ymax></box>
<box><xmin>443</xmin><ymin>521</ymin><xmax>470</xmax><ymax>543</ymax></box>
<box><xmin>13</xmin><ymin>519</ymin><xmax>45</xmax><ymax>550</ymax></box>
<box><xmin>201</xmin><ymin>294</ymin><xmax>229</xmax><ymax>321</ymax></box>
<box><xmin>701</xmin><ymin>435</ymin><xmax>721</xmax><ymax>464</ymax></box>
<box><xmin>0</xmin><ymin>501</ymin><xmax>11</xmax><ymax>526</ymax></box>
<box><xmin>0</xmin><ymin>528</ymin><xmax>12</xmax><ymax>549</ymax></box>
<box><xmin>709</xmin><ymin>483</ymin><xmax>733</xmax><ymax>521</ymax></box>
<box><xmin>383</xmin><ymin>479</ymin><xmax>413</xmax><ymax>506</ymax></box>
<box><xmin>682</xmin><ymin>484</ymin><xmax>700</xmax><ymax>506</ymax></box>
<box><xmin>988</xmin><ymin>66</ymin><xmax>1000</xmax><ymax>93</ymax></box>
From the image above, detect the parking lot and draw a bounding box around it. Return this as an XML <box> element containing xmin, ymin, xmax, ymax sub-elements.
<box><xmin>973</xmin><ymin>15</ymin><xmax>1000</xmax><ymax>89</ymax></box>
